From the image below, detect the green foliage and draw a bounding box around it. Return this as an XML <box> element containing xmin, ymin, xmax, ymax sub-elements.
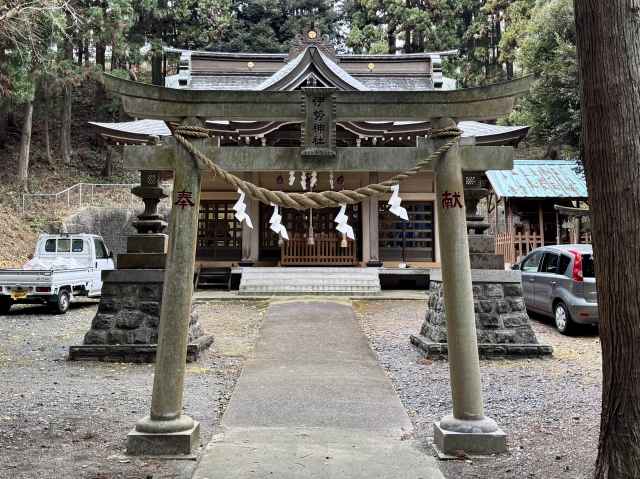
<box><xmin>207</xmin><ymin>1</ymin><xmax>340</xmax><ymax>53</ymax></box>
<box><xmin>506</xmin><ymin>0</ymin><xmax>580</xmax><ymax>147</ymax></box>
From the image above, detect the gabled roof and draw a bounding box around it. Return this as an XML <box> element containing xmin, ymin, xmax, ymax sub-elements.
<box><xmin>257</xmin><ymin>46</ymin><xmax>368</xmax><ymax>91</ymax></box>
<box><xmin>487</xmin><ymin>160</ymin><xmax>587</xmax><ymax>199</ymax></box>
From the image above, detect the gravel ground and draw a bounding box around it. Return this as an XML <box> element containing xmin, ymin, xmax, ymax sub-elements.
<box><xmin>0</xmin><ymin>299</ymin><xmax>267</xmax><ymax>479</ymax></box>
<box><xmin>354</xmin><ymin>300</ymin><xmax>602</xmax><ymax>479</ymax></box>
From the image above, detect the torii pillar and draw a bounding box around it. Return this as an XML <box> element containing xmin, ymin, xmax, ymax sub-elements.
<box><xmin>431</xmin><ymin>117</ymin><xmax>506</xmax><ymax>456</ymax></box>
<box><xmin>126</xmin><ymin>120</ymin><xmax>206</xmax><ymax>455</ymax></box>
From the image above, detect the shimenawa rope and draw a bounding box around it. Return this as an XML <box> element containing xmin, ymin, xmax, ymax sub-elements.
<box><xmin>172</xmin><ymin>125</ymin><xmax>460</xmax><ymax>211</ymax></box>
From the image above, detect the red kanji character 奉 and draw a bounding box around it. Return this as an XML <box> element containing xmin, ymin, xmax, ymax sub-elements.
<box><xmin>175</xmin><ymin>190</ymin><xmax>195</xmax><ymax>209</ymax></box>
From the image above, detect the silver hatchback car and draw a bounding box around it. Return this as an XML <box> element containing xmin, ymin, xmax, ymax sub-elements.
<box><xmin>514</xmin><ymin>244</ymin><xmax>598</xmax><ymax>334</ymax></box>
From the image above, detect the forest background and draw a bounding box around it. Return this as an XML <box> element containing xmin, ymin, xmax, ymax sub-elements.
<box><xmin>0</xmin><ymin>0</ymin><xmax>579</xmax><ymax>191</ymax></box>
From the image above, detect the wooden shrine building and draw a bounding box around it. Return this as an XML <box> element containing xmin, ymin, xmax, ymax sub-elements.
<box><xmin>91</xmin><ymin>31</ymin><xmax>529</xmax><ymax>269</ymax></box>
<box><xmin>486</xmin><ymin>159</ymin><xmax>590</xmax><ymax>265</ymax></box>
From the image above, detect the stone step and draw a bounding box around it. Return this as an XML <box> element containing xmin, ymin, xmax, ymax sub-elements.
<box><xmin>239</xmin><ymin>267</ymin><xmax>381</xmax><ymax>296</ymax></box>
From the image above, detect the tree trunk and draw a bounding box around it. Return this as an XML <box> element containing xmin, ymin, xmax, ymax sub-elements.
<box><xmin>101</xmin><ymin>145</ymin><xmax>113</xmax><ymax>177</ymax></box>
<box><xmin>96</xmin><ymin>42</ymin><xmax>106</xmax><ymax>70</ymax></box>
<box><xmin>60</xmin><ymin>85</ymin><xmax>73</xmax><ymax>165</ymax></box>
<box><xmin>0</xmin><ymin>111</ymin><xmax>8</xmax><ymax>147</ymax></box>
<box><xmin>18</xmin><ymin>101</ymin><xmax>33</xmax><ymax>190</ymax></box>
<box><xmin>42</xmin><ymin>77</ymin><xmax>53</xmax><ymax>165</ymax></box>
<box><xmin>152</xmin><ymin>50</ymin><xmax>164</xmax><ymax>86</ymax></box>
<box><xmin>574</xmin><ymin>2</ymin><xmax>640</xmax><ymax>478</ymax></box>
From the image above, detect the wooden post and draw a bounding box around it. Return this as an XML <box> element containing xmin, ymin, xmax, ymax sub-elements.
<box><xmin>366</xmin><ymin>172</ymin><xmax>382</xmax><ymax>267</ymax></box>
<box><xmin>538</xmin><ymin>203</ymin><xmax>545</xmax><ymax>245</ymax></box>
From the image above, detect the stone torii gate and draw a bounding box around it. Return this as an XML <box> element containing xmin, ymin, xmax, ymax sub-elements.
<box><xmin>103</xmin><ymin>74</ymin><xmax>531</xmax><ymax>456</ymax></box>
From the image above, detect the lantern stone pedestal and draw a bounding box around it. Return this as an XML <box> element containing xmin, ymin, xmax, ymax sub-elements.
<box><xmin>68</xmin><ymin>172</ymin><xmax>213</xmax><ymax>363</ymax></box>
<box><xmin>411</xmin><ymin>181</ymin><xmax>552</xmax><ymax>359</ymax></box>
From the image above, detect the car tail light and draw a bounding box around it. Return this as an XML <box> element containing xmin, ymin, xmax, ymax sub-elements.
<box><xmin>569</xmin><ymin>250</ymin><xmax>583</xmax><ymax>282</ymax></box>
<box><xmin>36</xmin><ymin>287</ymin><xmax>51</xmax><ymax>293</ymax></box>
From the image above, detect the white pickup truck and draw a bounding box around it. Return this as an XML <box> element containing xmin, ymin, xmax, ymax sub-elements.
<box><xmin>0</xmin><ymin>234</ymin><xmax>115</xmax><ymax>314</ymax></box>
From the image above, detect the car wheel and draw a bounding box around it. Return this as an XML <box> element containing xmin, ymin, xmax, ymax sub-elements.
<box><xmin>52</xmin><ymin>290</ymin><xmax>70</xmax><ymax>314</ymax></box>
<box><xmin>554</xmin><ymin>301</ymin><xmax>575</xmax><ymax>335</ymax></box>
<box><xmin>0</xmin><ymin>298</ymin><xmax>12</xmax><ymax>315</ymax></box>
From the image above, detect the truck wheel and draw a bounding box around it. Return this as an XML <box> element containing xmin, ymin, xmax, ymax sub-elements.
<box><xmin>0</xmin><ymin>298</ymin><xmax>12</xmax><ymax>315</ymax></box>
<box><xmin>52</xmin><ymin>290</ymin><xmax>71</xmax><ymax>314</ymax></box>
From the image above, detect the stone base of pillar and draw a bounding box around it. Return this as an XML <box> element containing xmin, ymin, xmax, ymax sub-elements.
<box><xmin>433</xmin><ymin>420</ymin><xmax>507</xmax><ymax>457</ymax></box>
<box><xmin>411</xmin><ymin>269</ymin><xmax>553</xmax><ymax>358</ymax></box>
<box><xmin>366</xmin><ymin>260</ymin><xmax>383</xmax><ymax>267</ymax></box>
<box><xmin>126</xmin><ymin>421</ymin><xmax>200</xmax><ymax>455</ymax></box>
<box><xmin>238</xmin><ymin>260</ymin><xmax>255</xmax><ymax>267</ymax></box>
<box><xmin>69</xmin><ymin>269</ymin><xmax>213</xmax><ymax>363</ymax></box>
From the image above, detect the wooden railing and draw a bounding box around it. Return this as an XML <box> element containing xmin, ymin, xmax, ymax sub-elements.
<box><xmin>281</xmin><ymin>233</ymin><xmax>357</xmax><ymax>266</ymax></box>
<box><xmin>495</xmin><ymin>230</ymin><xmax>544</xmax><ymax>265</ymax></box>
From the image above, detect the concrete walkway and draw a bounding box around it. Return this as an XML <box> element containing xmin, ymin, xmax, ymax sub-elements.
<box><xmin>192</xmin><ymin>300</ymin><xmax>443</xmax><ymax>479</ymax></box>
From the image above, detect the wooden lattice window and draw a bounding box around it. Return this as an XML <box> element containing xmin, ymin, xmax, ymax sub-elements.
<box><xmin>379</xmin><ymin>201</ymin><xmax>435</xmax><ymax>262</ymax></box>
<box><xmin>197</xmin><ymin>200</ymin><xmax>242</xmax><ymax>260</ymax></box>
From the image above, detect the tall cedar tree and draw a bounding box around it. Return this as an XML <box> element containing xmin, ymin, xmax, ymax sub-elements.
<box><xmin>573</xmin><ymin>2</ymin><xmax>640</xmax><ymax>477</ymax></box>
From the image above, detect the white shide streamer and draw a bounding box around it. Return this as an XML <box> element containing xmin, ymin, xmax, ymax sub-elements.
<box><xmin>289</xmin><ymin>170</ymin><xmax>296</xmax><ymax>186</ymax></box>
<box><xmin>388</xmin><ymin>184</ymin><xmax>409</xmax><ymax>221</ymax></box>
<box><xmin>269</xmin><ymin>203</ymin><xmax>289</xmax><ymax>240</ymax></box>
<box><xmin>233</xmin><ymin>188</ymin><xmax>253</xmax><ymax>228</ymax></box>
<box><xmin>334</xmin><ymin>204</ymin><xmax>355</xmax><ymax>240</ymax></box>
<box><xmin>300</xmin><ymin>171</ymin><xmax>307</xmax><ymax>191</ymax></box>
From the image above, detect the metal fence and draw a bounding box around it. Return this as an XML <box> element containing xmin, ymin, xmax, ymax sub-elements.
<box><xmin>22</xmin><ymin>183</ymin><xmax>139</xmax><ymax>216</ymax></box>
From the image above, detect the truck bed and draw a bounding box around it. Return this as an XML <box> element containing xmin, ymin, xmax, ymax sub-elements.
<box><xmin>0</xmin><ymin>267</ymin><xmax>95</xmax><ymax>286</ymax></box>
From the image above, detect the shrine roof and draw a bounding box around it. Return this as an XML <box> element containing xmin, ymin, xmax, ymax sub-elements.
<box><xmin>486</xmin><ymin>160</ymin><xmax>587</xmax><ymax>199</ymax></box>
<box><xmin>88</xmin><ymin>119</ymin><xmax>529</xmax><ymax>147</ymax></box>
<box><xmin>88</xmin><ymin>119</ymin><xmax>172</xmax><ymax>137</ymax></box>
<box><xmin>165</xmin><ymin>41</ymin><xmax>456</xmax><ymax>91</ymax></box>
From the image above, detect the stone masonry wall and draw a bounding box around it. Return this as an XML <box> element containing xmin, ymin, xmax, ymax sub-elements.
<box><xmin>421</xmin><ymin>280</ymin><xmax>539</xmax><ymax>345</ymax></box>
<box><xmin>83</xmin><ymin>278</ymin><xmax>202</xmax><ymax>346</ymax></box>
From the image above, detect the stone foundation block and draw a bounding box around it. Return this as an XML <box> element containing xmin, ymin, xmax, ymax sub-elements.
<box><xmin>117</xmin><ymin>253</ymin><xmax>167</xmax><ymax>270</ymax></box>
<box><xmin>126</xmin><ymin>422</ymin><xmax>200</xmax><ymax>456</ymax></box>
<box><xmin>433</xmin><ymin>421</ymin><xmax>506</xmax><ymax>456</ymax></box>
<box><xmin>468</xmin><ymin>235</ymin><xmax>496</xmax><ymax>254</ymax></box>
<box><xmin>413</xmin><ymin>272</ymin><xmax>553</xmax><ymax>358</ymax></box>
<box><xmin>127</xmin><ymin>234</ymin><xmax>168</xmax><ymax>254</ymax></box>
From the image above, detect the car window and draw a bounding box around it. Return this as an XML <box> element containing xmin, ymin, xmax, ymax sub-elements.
<box><xmin>94</xmin><ymin>239</ymin><xmax>109</xmax><ymax>259</ymax></box>
<box><xmin>559</xmin><ymin>254</ymin><xmax>572</xmax><ymax>276</ymax></box>
<box><xmin>45</xmin><ymin>239</ymin><xmax>56</xmax><ymax>252</ymax></box>
<box><xmin>72</xmin><ymin>239</ymin><xmax>84</xmax><ymax>252</ymax></box>
<box><xmin>583</xmin><ymin>254</ymin><xmax>595</xmax><ymax>278</ymax></box>
<box><xmin>57</xmin><ymin>239</ymin><xmax>70</xmax><ymax>253</ymax></box>
<box><xmin>540</xmin><ymin>253</ymin><xmax>561</xmax><ymax>274</ymax></box>
<box><xmin>521</xmin><ymin>251</ymin><xmax>544</xmax><ymax>272</ymax></box>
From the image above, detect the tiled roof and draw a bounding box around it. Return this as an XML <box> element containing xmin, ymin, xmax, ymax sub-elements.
<box><xmin>89</xmin><ymin>119</ymin><xmax>529</xmax><ymax>145</ymax></box>
<box><xmin>256</xmin><ymin>48</ymin><xmax>369</xmax><ymax>91</ymax></box>
<box><xmin>88</xmin><ymin>119</ymin><xmax>171</xmax><ymax>137</ymax></box>
<box><xmin>356</xmin><ymin>76</ymin><xmax>434</xmax><ymax>91</ymax></box>
<box><xmin>458</xmin><ymin>121</ymin><xmax>529</xmax><ymax>138</ymax></box>
<box><xmin>486</xmin><ymin>160</ymin><xmax>587</xmax><ymax>199</ymax></box>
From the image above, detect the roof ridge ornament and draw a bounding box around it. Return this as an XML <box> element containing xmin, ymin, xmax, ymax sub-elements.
<box><xmin>289</xmin><ymin>27</ymin><xmax>336</xmax><ymax>60</ymax></box>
